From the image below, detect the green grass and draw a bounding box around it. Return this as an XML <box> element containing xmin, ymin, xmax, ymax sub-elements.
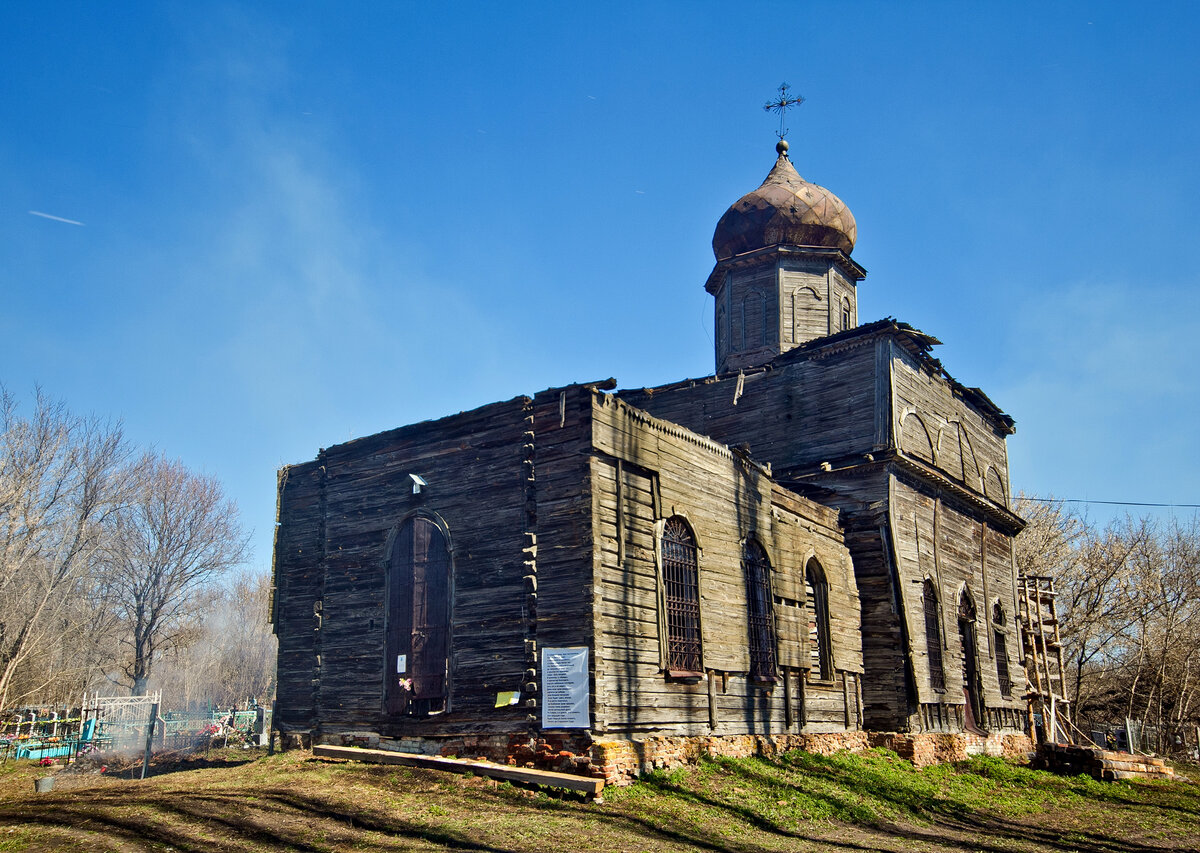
<box><xmin>611</xmin><ymin>747</ymin><xmax>1200</xmax><ymax>843</ymax></box>
<box><xmin>0</xmin><ymin>746</ymin><xmax>1195</xmax><ymax>852</ymax></box>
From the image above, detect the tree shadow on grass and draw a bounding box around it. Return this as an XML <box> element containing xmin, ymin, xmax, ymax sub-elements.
<box><xmin>690</xmin><ymin>753</ymin><xmax>1189</xmax><ymax>853</ymax></box>
<box><xmin>1</xmin><ymin>754</ymin><xmax>1194</xmax><ymax>853</ymax></box>
<box><xmin>0</xmin><ymin>784</ymin><xmax>526</xmax><ymax>853</ymax></box>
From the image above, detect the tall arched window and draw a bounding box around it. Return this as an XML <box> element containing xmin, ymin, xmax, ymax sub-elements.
<box><xmin>841</xmin><ymin>297</ymin><xmax>851</xmax><ymax>332</ymax></box>
<box><xmin>661</xmin><ymin>517</ymin><xmax>702</xmax><ymax>675</ymax></box>
<box><xmin>804</xmin><ymin>558</ymin><xmax>832</xmax><ymax>681</ymax></box>
<box><xmin>923</xmin><ymin>579</ymin><xmax>945</xmax><ymax>690</ymax></box>
<box><xmin>993</xmin><ymin>602</ymin><xmax>1012</xmax><ymax>698</ymax></box>
<box><xmin>742</xmin><ymin>539</ymin><xmax>776</xmax><ymax>683</ymax></box>
<box><xmin>386</xmin><ymin>515</ymin><xmax>451</xmax><ymax>716</ymax></box>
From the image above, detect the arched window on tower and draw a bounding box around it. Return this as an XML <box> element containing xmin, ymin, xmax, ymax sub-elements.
<box><xmin>841</xmin><ymin>297</ymin><xmax>852</xmax><ymax>332</ymax></box>
<box><xmin>762</xmin><ymin>290</ymin><xmax>775</xmax><ymax>347</ymax></box>
<box><xmin>923</xmin><ymin>579</ymin><xmax>945</xmax><ymax>690</ymax></box>
<box><xmin>742</xmin><ymin>539</ymin><xmax>776</xmax><ymax>683</ymax></box>
<box><xmin>804</xmin><ymin>558</ymin><xmax>832</xmax><ymax>681</ymax></box>
<box><xmin>993</xmin><ymin>601</ymin><xmax>1012</xmax><ymax>698</ymax></box>
<box><xmin>741</xmin><ymin>291</ymin><xmax>763</xmax><ymax>351</ymax></box>
<box><xmin>661</xmin><ymin>516</ymin><xmax>702</xmax><ymax>676</ymax></box>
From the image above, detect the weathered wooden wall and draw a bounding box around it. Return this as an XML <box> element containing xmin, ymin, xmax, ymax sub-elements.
<box><xmin>889</xmin><ymin>475</ymin><xmax>1025</xmax><ymax>731</ymax></box>
<box><xmin>272</xmin><ymin>460</ymin><xmax>325</xmax><ymax>731</ymax></box>
<box><xmin>624</xmin><ymin>324</ymin><xmax>1014</xmax><ymax>512</ymax></box>
<box><xmin>528</xmin><ymin>385</ymin><xmax>599</xmax><ymax>657</ymax></box>
<box><xmin>711</xmin><ymin>250</ymin><xmax>862</xmax><ymax>374</ymax></box>
<box><xmin>588</xmin><ymin>393</ymin><xmax>862</xmax><ymax>738</ymax></box>
<box><xmin>273</xmin><ymin>315</ymin><xmax>1025</xmax><ymax>743</ymax></box>
<box><xmin>620</xmin><ymin>323</ymin><xmax>1025</xmax><ymax>734</ymax></box>
<box><xmin>623</xmin><ymin>333</ymin><xmax>881</xmax><ymax>476</ymax></box>
<box><xmin>273</xmin><ymin>396</ymin><xmax>539</xmax><ymax>739</ymax></box>
<box><xmin>890</xmin><ymin>340</ymin><xmax>1011</xmax><ymax>507</ymax></box>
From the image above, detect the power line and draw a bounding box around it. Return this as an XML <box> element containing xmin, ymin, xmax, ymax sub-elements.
<box><xmin>1020</xmin><ymin>497</ymin><xmax>1200</xmax><ymax>509</ymax></box>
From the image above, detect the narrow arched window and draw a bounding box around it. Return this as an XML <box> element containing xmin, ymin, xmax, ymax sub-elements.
<box><xmin>742</xmin><ymin>539</ymin><xmax>776</xmax><ymax>683</ymax></box>
<box><xmin>762</xmin><ymin>291</ymin><xmax>775</xmax><ymax>346</ymax></box>
<box><xmin>804</xmin><ymin>558</ymin><xmax>832</xmax><ymax>681</ymax></box>
<box><xmin>841</xmin><ymin>297</ymin><xmax>851</xmax><ymax>332</ymax></box>
<box><xmin>923</xmin><ymin>580</ymin><xmax>945</xmax><ymax>690</ymax></box>
<box><xmin>661</xmin><ymin>517</ymin><xmax>702</xmax><ymax>675</ymax></box>
<box><xmin>993</xmin><ymin>602</ymin><xmax>1012</xmax><ymax>697</ymax></box>
<box><xmin>386</xmin><ymin>516</ymin><xmax>451</xmax><ymax>716</ymax></box>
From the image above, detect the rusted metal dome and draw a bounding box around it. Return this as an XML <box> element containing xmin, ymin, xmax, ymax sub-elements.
<box><xmin>712</xmin><ymin>141</ymin><xmax>857</xmax><ymax>260</ymax></box>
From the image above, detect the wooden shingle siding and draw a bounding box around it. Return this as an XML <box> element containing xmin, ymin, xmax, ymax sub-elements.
<box><xmin>589</xmin><ymin>393</ymin><xmax>861</xmax><ymax>738</ymax></box>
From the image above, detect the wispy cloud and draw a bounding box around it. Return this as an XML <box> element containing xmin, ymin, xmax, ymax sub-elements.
<box><xmin>28</xmin><ymin>210</ymin><xmax>84</xmax><ymax>226</ymax></box>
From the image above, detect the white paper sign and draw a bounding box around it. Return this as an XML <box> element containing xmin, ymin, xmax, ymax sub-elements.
<box><xmin>396</xmin><ymin>654</ymin><xmax>407</xmax><ymax>674</ymax></box>
<box><xmin>541</xmin><ymin>646</ymin><xmax>589</xmax><ymax>729</ymax></box>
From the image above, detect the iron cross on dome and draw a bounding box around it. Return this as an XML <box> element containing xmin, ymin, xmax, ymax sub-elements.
<box><xmin>763</xmin><ymin>83</ymin><xmax>805</xmax><ymax>141</ymax></box>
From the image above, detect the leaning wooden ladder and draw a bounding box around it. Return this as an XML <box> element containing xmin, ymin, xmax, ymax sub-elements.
<box><xmin>1016</xmin><ymin>575</ymin><xmax>1072</xmax><ymax>743</ymax></box>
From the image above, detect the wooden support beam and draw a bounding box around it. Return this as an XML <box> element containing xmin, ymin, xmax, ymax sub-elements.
<box><xmin>312</xmin><ymin>745</ymin><xmax>604</xmax><ymax>797</ymax></box>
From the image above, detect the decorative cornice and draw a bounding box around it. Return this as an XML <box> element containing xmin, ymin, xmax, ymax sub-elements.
<box><xmin>782</xmin><ymin>449</ymin><xmax>1024</xmax><ymax>535</ymax></box>
<box><xmin>705</xmin><ymin>244</ymin><xmax>867</xmax><ymax>295</ymax></box>
<box><xmin>594</xmin><ymin>391</ymin><xmax>773</xmax><ymax>477</ymax></box>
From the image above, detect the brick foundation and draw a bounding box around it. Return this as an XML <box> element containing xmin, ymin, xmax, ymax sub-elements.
<box><xmin>593</xmin><ymin>731</ymin><xmax>876</xmax><ymax>786</ymax></box>
<box><xmin>870</xmin><ymin>731</ymin><xmax>1035</xmax><ymax>767</ymax></box>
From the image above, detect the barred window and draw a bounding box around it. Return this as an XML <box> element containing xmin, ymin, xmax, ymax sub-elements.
<box><xmin>742</xmin><ymin>539</ymin><xmax>776</xmax><ymax>683</ymax></box>
<box><xmin>804</xmin><ymin>559</ymin><xmax>832</xmax><ymax>681</ymax></box>
<box><xmin>923</xmin><ymin>580</ymin><xmax>946</xmax><ymax>690</ymax></box>
<box><xmin>661</xmin><ymin>517</ymin><xmax>702</xmax><ymax>675</ymax></box>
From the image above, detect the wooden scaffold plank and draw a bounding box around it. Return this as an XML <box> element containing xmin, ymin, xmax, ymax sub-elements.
<box><xmin>312</xmin><ymin>745</ymin><xmax>604</xmax><ymax>797</ymax></box>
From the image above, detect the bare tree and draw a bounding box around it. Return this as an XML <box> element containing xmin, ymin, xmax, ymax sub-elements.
<box><xmin>152</xmin><ymin>568</ymin><xmax>277</xmax><ymax>710</ymax></box>
<box><xmin>104</xmin><ymin>455</ymin><xmax>249</xmax><ymax>695</ymax></box>
<box><xmin>1017</xmin><ymin>496</ymin><xmax>1200</xmax><ymax>754</ymax></box>
<box><xmin>0</xmin><ymin>388</ymin><xmax>129</xmax><ymax>706</ymax></box>
<box><xmin>210</xmin><ymin>568</ymin><xmax>277</xmax><ymax>706</ymax></box>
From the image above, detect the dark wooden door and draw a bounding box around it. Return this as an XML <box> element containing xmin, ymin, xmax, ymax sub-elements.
<box><xmin>386</xmin><ymin>517</ymin><xmax>450</xmax><ymax>715</ymax></box>
<box><xmin>959</xmin><ymin>615</ymin><xmax>983</xmax><ymax>732</ymax></box>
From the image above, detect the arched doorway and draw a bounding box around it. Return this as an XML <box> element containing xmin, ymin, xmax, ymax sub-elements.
<box><xmin>958</xmin><ymin>588</ymin><xmax>984</xmax><ymax>733</ymax></box>
<box><xmin>386</xmin><ymin>515</ymin><xmax>451</xmax><ymax>716</ymax></box>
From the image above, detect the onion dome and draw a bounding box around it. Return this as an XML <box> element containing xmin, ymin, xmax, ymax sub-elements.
<box><xmin>712</xmin><ymin>140</ymin><xmax>857</xmax><ymax>260</ymax></box>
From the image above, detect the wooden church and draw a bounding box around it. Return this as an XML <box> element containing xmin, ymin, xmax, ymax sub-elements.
<box><xmin>270</xmin><ymin>132</ymin><xmax>1031</xmax><ymax>779</ymax></box>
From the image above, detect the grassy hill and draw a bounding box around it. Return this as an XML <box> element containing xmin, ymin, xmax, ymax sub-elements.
<box><xmin>0</xmin><ymin>746</ymin><xmax>1195</xmax><ymax>851</ymax></box>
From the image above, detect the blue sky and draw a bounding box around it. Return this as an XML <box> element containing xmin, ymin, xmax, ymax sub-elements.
<box><xmin>4</xmin><ymin>2</ymin><xmax>1198</xmax><ymax>567</ymax></box>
